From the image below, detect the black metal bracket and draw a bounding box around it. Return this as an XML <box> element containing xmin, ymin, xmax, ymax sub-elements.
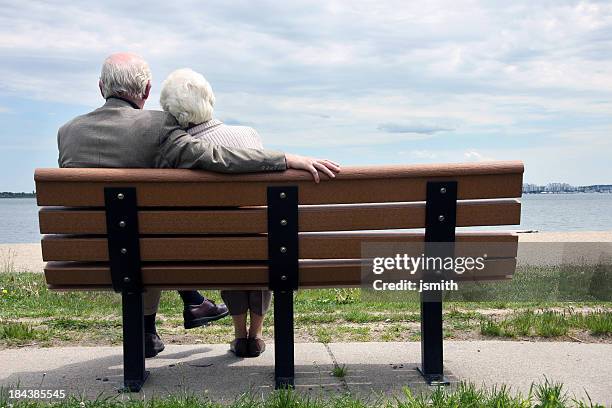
<box><xmin>267</xmin><ymin>186</ymin><xmax>299</xmax><ymax>291</ymax></box>
<box><xmin>417</xmin><ymin>181</ymin><xmax>457</xmax><ymax>386</ymax></box>
<box><xmin>104</xmin><ymin>187</ymin><xmax>148</xmax><ymax>392</ymax></box>
<box><xmin>267</xmin><ymin>185</ymin><xmax>298</xmax><ymax>389</ymax></box>
<box><xmin>104</xmin><ymin>187</ymin><xmax>143</xmax><ymax>294</ymax></box>
<box><xmin>424</xmin><ymin>181</ymin><xmax>458</xmax><ymax>244</ymax></box>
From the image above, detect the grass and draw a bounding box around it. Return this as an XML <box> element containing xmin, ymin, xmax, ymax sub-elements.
<box><xmin>0</xmin><ymin>380</ymin><xmax>606</xmax><ymax>407</ymax></box>
<box><xmin>479</xmin><ymin>309</ymin><xmax>612</xmax><ymax>338</ymax></box>
<box><xmin>0</xmin><ymin>271</ymin><xmax>610</xmax><ymax>346</ymax></box>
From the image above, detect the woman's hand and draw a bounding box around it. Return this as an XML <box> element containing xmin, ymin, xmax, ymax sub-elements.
<box><xmin>285</xmin><ymin>153</ymin><xmax>341</xmax><ymax>183</ymax></box>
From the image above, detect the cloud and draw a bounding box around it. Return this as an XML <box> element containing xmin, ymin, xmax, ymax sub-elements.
<box><xmin>377</xmin><ymin>122</ymin><xmax>453</xmax><ymax>134</ymax></box>
<box><xmin>403</xmin><ymin>150</ymin><xmax>440</xmax><ymax>160</ymax></box>
<box><xmin>463</xmin><ymin>150</ymin><xmax>495</xmax><ymax>162</ymax></box>
<box><xmin>1</xmin><ymin>0</ymin><xmax>612</xmax><ymax>188</ymax></box>
<box><xmin>221</xmin><ymin>117</ymin><xmax>251</xmax><ymax>126</ymax></box>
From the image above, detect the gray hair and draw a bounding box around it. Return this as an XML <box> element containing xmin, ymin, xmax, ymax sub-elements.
<box><xmin>99</xmin><ymin>53</ymin><xmax>152</xmax><ymax>100</ymax></box>
<box><xmin>160</xmin><ymin>68</ymin><xmax>215</xmax><ymax>127</ymax></box>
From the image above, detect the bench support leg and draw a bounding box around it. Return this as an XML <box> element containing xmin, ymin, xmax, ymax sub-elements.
<box><xmin>267</xmin><ymin>186</ymin><xmax>299</xmax><ymax>389</ymax></box>
<box><xmin>417</xmin><ymin>181</ymin><xmax>456</xmax><ymax>386</ymax></box>
<box><xmin>121</xmin><ymin>290</ymin><xmax>149</xmax><ymax>392</ymax></box>
<box><xmin>417</xmin><ymin>294</ymin><xmax>449</xmax><ymax>385</ymax></box>
<box><xmin>273</xmin><ymin>289</ymin><xmax>295</xmax><ymax>389</ymax></box>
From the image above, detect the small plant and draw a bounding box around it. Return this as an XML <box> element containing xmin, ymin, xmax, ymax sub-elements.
<box><xmin>582</xmin><ymin>311</ymin><xmax>612</xmax><ymax>335</ymax></box>
<box><xmin>333</xmin><ymin>288</ymin><xmax>359</xmax><ymax>305</ymax></box>
<box><xmin>0</xmin><ymin>321</ymin><xmax>38</xmax><ymax>341</ymax></box>
<box><xmin>510</xmin><ymin>310</ymin><xmax>535</xmax><ymax>336</ymax></box>
<box><xmin>343</xmin><ymin>310</ymin><xmax>371</xmax><ymax>323</ymax></box>
<box><xmin>531</xmin><ymin>377</ymin><xmax>568</xmax><ymax>407</ymax></box>
<box><xmin>535</xmin><ymin>311</ymin><xmax>569</xmax><ymax>338</ymax></box>
<box><xmin>314</xmin><ymin>327</ymin><xmax>332</xmax><ymax>343</ymax></box>
<box><xmin>332</xmin><ymin>364</ymin><xmax>348</xmax><ymax>378</ymax></box>
<box><xmin>479</xmin><ymin>317</ymin><xmax>513</xmax><ymax>337</ymax></box>
<box><xmin>0</xmin><ymin>248</ymin><xmax>16</xmax><ymax>273</ymax></box>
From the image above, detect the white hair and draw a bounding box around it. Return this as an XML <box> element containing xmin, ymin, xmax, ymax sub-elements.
<box><xmin>100</xmin><ymin>53</ymin><xmax>152</xmax><ymax>100</ymax></box>
<box><xmin>160</xmin><ymin>68</ymin><xmax>215</xmax><ymax>127</ymax></box>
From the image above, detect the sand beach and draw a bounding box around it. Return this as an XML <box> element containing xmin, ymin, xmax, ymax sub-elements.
<box><xmin>1</xmin><ymin>231</ymin><xmax>611</xmax><ymax>274</ymax></box>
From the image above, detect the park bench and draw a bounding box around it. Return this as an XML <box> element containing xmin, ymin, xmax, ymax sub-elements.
<box><xmin>35</xmin><ymin>161</ymin><xmax>523</xmax><ymax>392</ymax></box>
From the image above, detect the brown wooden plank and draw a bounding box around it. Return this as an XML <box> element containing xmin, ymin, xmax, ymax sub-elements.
<box><xmin>39</xmin><ymin>199</ymin><xmax>521</xmax><ymax>234</ymax></box>
<box><xmin>44</xmin><ymin>258</ymin><xmax>516</xmax><ymax>289</ymax></box>
<box><xmin>41</xmin><ymin>232</ymin><xmax>518</xmax><ymax>262</ymax></box>
<box><xmin>35</xmin><ymin>162</ymin><xmax>524</xmax><ymax>206</ymax></box>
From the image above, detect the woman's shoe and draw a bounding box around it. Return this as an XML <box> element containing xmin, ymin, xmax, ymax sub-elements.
<box><xmin>230</xmin><ymin>338</ymin><xmax>248</xmax><ymax>357</ymax></box>
<box><xmin>247</xmin><ymin>337</ymin><xmax>266</xmax><ymax>357</ymax></box>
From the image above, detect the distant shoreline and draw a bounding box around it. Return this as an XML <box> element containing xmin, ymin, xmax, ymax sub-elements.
<box><xmin>523</xmin><ymin>191</ymin><xmax>612</xmax><ymax>195</ymax></box>
<box><xmin>0</xmin><ymin>193</ymin><xmax>36</xmax><ymax>198</ymax></box>
<box><xmin>2</xmin><ymin>192</ymin><xmax>612</xmax><ymax>197</ymax></box>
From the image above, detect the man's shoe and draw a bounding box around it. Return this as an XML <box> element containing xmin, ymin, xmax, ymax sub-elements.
<box><xmin>183</xmin><ymin>299</ymin><xmax>229</xmax><ymax>329</ymax></box>
<box><xmin>145</xmin><ymin>332</ymin><xmax>165</xmax><ymax>358</ymax></box>
<box><xmin>247</xmin><ymin>337</ymin><xmax>266</xmax><ymax>357</ymax></box>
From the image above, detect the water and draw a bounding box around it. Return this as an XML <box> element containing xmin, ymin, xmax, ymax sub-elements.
<box><xmin>518</xmin><ymin>193</ymin><xmax>612</xmax><ymax>232</ymax></box>
<box><xmin>1</xmin><ymin>194</ymin><xmax>612</xmax><ymax>243</ymax></box>
<box><xmin>0</xmin><ymin>198</ymin><xmax>40</xmax><ymax>243</ymax></box>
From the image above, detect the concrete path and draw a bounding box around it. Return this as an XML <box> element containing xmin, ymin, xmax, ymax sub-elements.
<box><xmin>1</xmin><ymin>341</ymin><xmax>611</xmax><ymax>405</ymax></box>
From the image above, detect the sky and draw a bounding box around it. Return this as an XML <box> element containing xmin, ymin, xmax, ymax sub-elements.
<box><xmin>1</xmin><ymin>0</ymin><xmax>612</xmax><ymax>191</ymax></box>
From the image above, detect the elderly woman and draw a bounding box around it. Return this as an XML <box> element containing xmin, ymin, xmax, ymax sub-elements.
<box><xmin>160</xmin><ymin>68</ymin><xmax>271</xmax><ymax>358</ymax></box>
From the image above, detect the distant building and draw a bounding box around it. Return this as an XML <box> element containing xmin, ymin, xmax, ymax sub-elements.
<box><xmin>522</xmin><ymin>183</ymin><xmax>612</xmax><ymax>194</ymax></box>
<box><xmin>0</xmin><ymin>191</ymin><xmax>36</xmax><ymax>198</ymax></box>
<box><xmin>545</xmin><ymin>183</ymin><xmax>574</xmax><ymax>193</ymax></box>
<box><xmin>522</xmin><ymin>183</ymin><xmax>544</xmax><ymax>194</ymax></box>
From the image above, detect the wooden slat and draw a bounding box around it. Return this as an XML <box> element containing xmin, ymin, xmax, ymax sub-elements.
<box><xmin>44</xmin><ymin>258</ymin><xmax>517</xmax><ymax>289</ymax></box>
<box><xmin>41</xmin><ymin>232</ymin><xmax>518</xmax><ymax>262</ymax></box>
<box><xmin>34</xmin><ymin>162</ymin><xmax>524</xmax><ymax>206</ymax></box>
<box><xmin>39</xmin><ymin>199</ymin><xmax>521</xmax><ymax>234</ymax></box>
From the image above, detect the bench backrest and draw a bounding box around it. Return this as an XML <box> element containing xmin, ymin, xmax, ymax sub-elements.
<box><xmin>35</xmin><ymin>161</ymin><xmax>523</xmax><ymax>290</ymax></box>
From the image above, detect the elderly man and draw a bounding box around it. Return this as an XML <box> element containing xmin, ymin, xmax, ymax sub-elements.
<box><xmin>57</xmin><ymin>52</ymin><xmax>340</xmax><ymax>358</ymax></box>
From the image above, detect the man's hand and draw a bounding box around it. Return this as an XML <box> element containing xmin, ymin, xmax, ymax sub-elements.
<box><xmin>285</xmin><ymin>153</ymin><xmax>341</xmax><ymax>183</ymax></box>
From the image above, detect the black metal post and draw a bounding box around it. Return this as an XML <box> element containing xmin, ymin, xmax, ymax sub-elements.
<box><xmin>273</xmin><ymin>290</ymin><xmax>295</xmax><ymax>388</ymax></box>
<box><xmin>267</xmin><ymin>186</ymin><xmax>299</xmax><ymax>389</ymax></box>
<box><xmin>121</xmin><ymin>291</ymin><xmax>148</xmax><ymax>392</ymax></box>
<box><xmin>417</xmin><ymin>181</ymin><xmax>457</xmax><ymax>385</ymax></box>
<box><xmin>104</xmin><ymin>187</ymin><xmax>148</xmax><ymax>392</ymax></box>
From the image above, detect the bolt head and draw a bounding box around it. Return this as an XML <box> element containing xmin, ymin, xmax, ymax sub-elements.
<box><xmin>118</xmin><ymin>221</ymin><xmax>126</xmax><ymax>228</ymax></box>
<box><xmin>438</xmin><ymin>215</ymin><xmax>445</xmax><ymax>222</ymax></box>
<box><xmin>280</xmin><ymin>275</ymin><xmax>288</xmax><ymax>281</ymax></box>
<box><xmin>117</xmin><ymin>193</ymin><xmax>125</xmax><ymax>200</ymax></box>
<box><xmin>279</xmin><ymin>192</ymin><xmax>287</xmax><ymax>199</ymax></box>
<box><xmin>440</xmin><ymin>187</ymin><xmax>447</xmax><ymax>194</ymax></box>
<box><xmin>120</xmin><ymin>248</ymin><xmax>128</xmax><ymax>255</ymax></box>
<box><xmin>280</xmin><ymin>246</ymin><xmax>287</xmax><ymax>253</ymax></box>
<box><xmin>123</xmin><ymin>277</ymin><xmax>131</xmax><ymax>283</ymax></box>
<box><xmin>280</xmin><ymin>219</ymin><xmax>288</xmax><ymax>226</ymax></box>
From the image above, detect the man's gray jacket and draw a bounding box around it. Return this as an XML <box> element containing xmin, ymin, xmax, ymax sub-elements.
<box><xmin>58</xmin><ymin>97</ymin><xmax>287</xmax><ymax>172</ymax></box>
<box><xmin>57</xmin><ymin>96</ymin><xmax>287</xmax><ymax>315</ymax></box>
